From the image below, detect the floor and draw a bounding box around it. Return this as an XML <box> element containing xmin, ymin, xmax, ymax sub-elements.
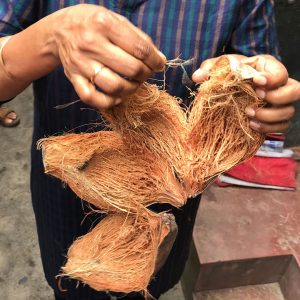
<box><xmin>196</xmin><ymin>283</ymin><xmax>284</xmax><ymax>300</ymax></box>
<box><xmin>186</xmin><ymin>162</ymin><xmax>300</xmax><ymax>300</ymax></box>
<box><xmin>0</xmin><ymin>88</ymin><xmax>184</xmax><ymax>300</ymax></box>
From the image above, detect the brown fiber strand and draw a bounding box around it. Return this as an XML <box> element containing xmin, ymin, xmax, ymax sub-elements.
<box><xmin>38</xmin><ymin>55</ymin><xmax>265</xmax><ymax>295</ymax></box>
<box><xmin>62</xmin><ymin>212</ymin><xmax>170</xmax><ymax>294</ymax></box>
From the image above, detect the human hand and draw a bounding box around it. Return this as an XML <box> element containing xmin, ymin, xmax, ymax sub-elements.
<box><xmin>49</xmin><ymin>4</ymin><xmax>166</xmax><ymax>109</ymax></box>
<box><xmin>192</xmin><ymin>55</ymin><xmax>300</xmax><ymax>133</ymax></box>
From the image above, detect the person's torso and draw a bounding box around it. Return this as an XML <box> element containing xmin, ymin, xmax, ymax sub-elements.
<box><xmin>33</xmin><ymin>0</ymin><xmax>240</xmax><ymax>136</ymax></box>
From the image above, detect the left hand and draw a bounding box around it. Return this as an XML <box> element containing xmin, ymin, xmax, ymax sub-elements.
<box><xmin>192</xmin><ymin>54</ymin><xmax>300</xmax><ymax>133</ymax></box>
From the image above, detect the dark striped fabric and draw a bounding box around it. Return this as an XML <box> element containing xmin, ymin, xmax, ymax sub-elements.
<box><xmin>1</xmin><ymin>1</ymin><xmax>279</xmax><ymax>299</ymax></box>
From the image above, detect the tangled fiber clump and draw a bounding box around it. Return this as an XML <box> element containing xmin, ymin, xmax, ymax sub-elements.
<box><xmin>62</xmin><ymin>212</ymin><xmax>172</xmax><ymax>294</ymax></box>
<box><xmin>38</xmin><ymin>56</ymin><xmax>265</xmax><ymax>295</ymax></box>
<box><xmin>38</xmin><ymin>131</ymin><xmax>187</xmax><ymax>213</ymax></box>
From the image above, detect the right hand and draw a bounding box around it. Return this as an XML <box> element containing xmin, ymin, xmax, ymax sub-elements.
<box><xmin>49</xmin><ymin>4</ymin><xmax>166</xmax><ymax>109</ymax></box>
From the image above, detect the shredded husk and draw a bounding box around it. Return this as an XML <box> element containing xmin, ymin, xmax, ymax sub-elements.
<box><xmin>185</xmin><ymin>56</ymin><xmax>265</xmax><ymax>195</ymax></box>
<box><xmin>38</xmin><ymin>131</ymin><xmax>187</xmax><ymax>213</ymax></box>
<box><xmin>38</xmin><ymin>55</ymin><xmax>265</xmax><ymax>295</ymax></box>
<box><xmin>101</xmin><ymin>84</ymin><xmax>188</xmax><ymax>178</ymax></box>
<box><xmin>62</xmin><ymin>212</ymin><xmax>170</xmax><ymax>294</ymax></box>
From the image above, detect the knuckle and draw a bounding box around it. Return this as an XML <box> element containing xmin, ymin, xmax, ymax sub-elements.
<box><xmin>100</xmin><ymin>95</ymin><xmax>115</xmax><ymax>110</ymax></box>
<box><xmin>267</xmin><ymin>89</ymin><xmax>280</xmax><ymax>104</ymax></box>
<box><xmin>122</xmin><ymin>81</ymin><xmax>140</xmax><ymax>95</ymax></box>
<box><xmin>63</xmin><ymin>69</ymin><xmax>71</xmax><ymax>80</ymax></box>
<box><xmin>117</xmin><ymin>15</ymin><xmax>127</xmax><ymax>22</ymax></box>
<box><xmin>62</xmin><ymin>55</ymin><xmax>71</xmax><ymax>68</ymax></box>
<box><xmin>264</xmin><ymin>54</ymin><xmax>274</xmax><ymax>61</ymax></box>
<box><xmin>79</xmin><ymin>31</ymin><xmax>95</xmax><ymax>47</ymax></box>
<box><xmin>256</xmin><ymin>124</ymin><xmax>267</xmax><ymax>133</ymax></box>
<box><xmin>108</xmin><ymin>80</ymin><xmax>124</xmax><ymax>95</ymax></box>
<box><xmin>277</xmin><ymin>65</ymin><xmax>288</xmax><ymax>81</ymax></box>
<box><xmin>80</xmin><ymin>92</ymin><xmax>93</xmax><ymax>104</ymax></box>
<box><xmin>272</xmin><ymin>67</ymin><xmax>283</xmax><ymax>79</ymax></box>
<box><xmin>128</xmin><ymin>81</ymin><xmax>140</xmax><ymax>93</ymax></box>
<box><xmin>294</xmin><ymin>81</ymin><xmax>300</xmax><ymax>100</ymax></box>
<box><xmin>133</xmin><ymin>38</ymin><xmax>152</xmax><ymax>60</ymax></box>
<box><xmin>281</xmin><ymin>122</ymin><xmax>289</xmax><ymax>132</ymax></box>
<box><xmin>287</xmin><ymin>106</ymin><xmax>295</xmax><ymax>119</ymax></box>
<box><xmin>274</xmin><ymin>88</ymin><xmax>281</xmax><ymax>100</ymax></box>
<box><xmin>93</xmin><ymin>10</ymin><xmax>115</xmax><ymax>31</ymax></box>
<box><xmin>78</xmin><ymin>87</ymin><xmax>93</xmax><ymax>104</ymax></box>
<box><xmin>74</xmin><ymin>3</ymin><xmax>89</xmax><ymax>9</ymax></box>
<box><xmin>127</xmin><ymin>62</ymin><xmax>144</xmax><ymax>78</ymax></box>
<box><xmin>69</xmin><ymin>52</ymin><xmax>81</xmax><ymax>66</ymax></box>
<box><xmin>143</xmin><ymin>34</ymin><xmax>154</xmax><ymax>45</ymax></box>
<box><xmin>281</xmin><ymin>70</ymin><xmax>289</xmax><ymax>84</ymax></box>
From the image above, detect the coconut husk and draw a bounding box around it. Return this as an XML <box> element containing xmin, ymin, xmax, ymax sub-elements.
<box><xmin>101</xmin><ymin>83</ymin><xmax>188</xmax><ymax>179</ymax></box>
<box><xmin>38</xmin><ymin>131</ymin><xmax>187</xmax><ymax>213</ymax></box>
<box><xmin>185</xmin><ymin>56</ymin><xmax>265</xmax><ymax>195</ymax></box>
<box><xmin>38</xmin><ymin>55</ymin><xmax>265</xmax><ymax>295</ymax></box>
<box><xmin>99</xmin><ymin>56</ymin><xmax>264</xmax><ymax>197</ymax></box>
<box><xmin>62</xmin><ymin>212</ymin><xmax>174</xmax><ymax>294</ymax></box>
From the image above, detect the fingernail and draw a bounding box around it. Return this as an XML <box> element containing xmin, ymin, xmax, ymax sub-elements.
<box><xmin>245</xmin><ymin>107</ymin><xmax>255</xmax><ymax>117</ymax></box>
<box><xmin>255</xmin><ymin>75</ymin><xmax>267</xmax><ymax>86</ymax></box>
<box><xmin>192</xmin><ymin>69</ymin><xmax>208</xmax><ymax>81</ymax></box>
<box><xmin>256</xmin><ymin>88</ymin><xmax>266</xmax><ymax>99</ymax></box>
<box><xmin>250</xmin><ymin>120</ymin><xmax>261</xmax><ymax>130</ymax></box>
<box><xmin>115</xmin><ymin>98</ymin><xmax>122</xmax><ymax>105</ymax></box>
<box><xmin>159</xmin><ymin>51</ymin><xmax>167</xmax><ymax>62</ymax></box>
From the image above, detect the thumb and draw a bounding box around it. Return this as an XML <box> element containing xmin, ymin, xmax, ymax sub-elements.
<box><xmin>192</xmin><ymin>57</ymin><xmax>219</xmax><ymax>83</ymax></box>
<box><xmin>241</xmin><ymin>55</ymin><xmax>288</xmax><ymax>89</ymax></box>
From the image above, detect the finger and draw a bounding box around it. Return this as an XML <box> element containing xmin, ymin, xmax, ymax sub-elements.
<box><xmin>113</xmin><ymin>13</ymin><xmax>167</xmax><ymax>61</ymax></box>
<box><xmin>246</xmin><ymin>105</ymin><xmax>295</xmax><ymax>124</ymax></box>
<box><xmin>192</xmin><ymin>58</ymin><xmax>219</xmax><ymax>82</ymax></box>
<box><xmin>102</xmin><ymin>13</ymin><xmax>166</xmax><ymax>72</ymax></box>
<box><xmin>69</xmin><ymin>74</ymin><xmax>121</xmax><ymax>110</ymax></box>
<box><xmin>242</xmin><ymin>55</ymin><xmax>288</xmax><ymax>89</ymax></box>
<box><xmin>93</xmin><ymin>66</ymin><xmax>140</xmax><ymax>96</ymax></box>
<box><xmin>258</xmin><ymin>78</ymin><xmax>300</xmax><ymax>105</ymax></box>
<box><xmin>249</xmin><ymin>120</ymin><xmax>289</xmax><ymax>133</ymax></box>
<box><xmin>70</xmin><ymin>57</ymin><xmax>140</xmax><ymax>96</ymax></box>
<box><xmin>79</xmin><ymin>39</ymin><xmax>153</xmax><ymax>83</ymax></box>
<box><xmin>192</xmin><ymin>54</ymin><xmax>246</xmax><ymax>83</ymax></box>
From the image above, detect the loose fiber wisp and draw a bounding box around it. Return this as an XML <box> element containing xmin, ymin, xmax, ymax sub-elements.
<box><xmin>38</xmin><ymin>55</ymin><xmax>265</xmax><ymax>295</ymax></box>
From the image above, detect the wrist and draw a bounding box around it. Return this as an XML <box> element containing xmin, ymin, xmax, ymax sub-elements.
<box><xmin>36</xmin><ymin>14</ymin><xmax>61</xmax><ymax>64</ymax></box>
<box><xmin>42</xmin><ymin>11</ymin><xmax>64</xmax><ymax>61</ymax></box>
<box><xmin>3</xmin><ymin>16</ymin><xmax>61</xmax><ymax>83</ymax></box>
<box><xmin>0</xmin><ymin>36</ymin><xmax>12</xmax><ymax>66</ymax></box>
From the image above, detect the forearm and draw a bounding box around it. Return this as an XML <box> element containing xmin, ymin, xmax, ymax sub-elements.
<box><xmin>0</xmin><ymin>15</ymin><xmax>59</xmax><ymax>102</ymax></box>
